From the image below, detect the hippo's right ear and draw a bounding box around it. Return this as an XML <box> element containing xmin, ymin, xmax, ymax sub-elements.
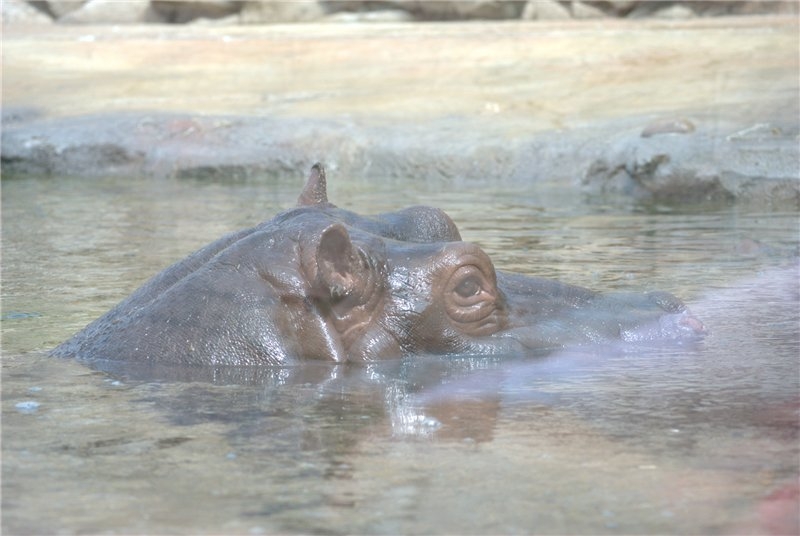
<box><xmin>314</xmin><ymin>223</ymin><xmax>368</xmax><ymax>303</ymax></box>
<box><xmin>297</xmin><ymin>163</ymin><xmax>329</xmax><ymax>206</ymax></box>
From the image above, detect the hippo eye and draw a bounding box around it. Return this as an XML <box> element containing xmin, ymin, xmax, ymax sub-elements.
<box><xmin>454</xmin><ymin>277</ymin><xmax>481</xmax><ymax>298</ymax></box>
<box><xmin>448</xmin><ymin>265</ymin><xmax>491</xmax><ymax>306</ymax></box>
<box><xmin>444</xmin><ymin>263</ymin><xmax>500</xmax><ymax>332</ymax></box>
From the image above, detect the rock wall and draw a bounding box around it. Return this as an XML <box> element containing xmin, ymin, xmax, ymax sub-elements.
<box><xmin>5</xmin><ymin>0</ymin><xmax>798</xmax><ymax>25</ymax></box>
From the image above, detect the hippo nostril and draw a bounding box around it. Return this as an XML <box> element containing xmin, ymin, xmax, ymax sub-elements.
<box><xmin>678</xmin><ymin>314</ymin><xmax>707</xmax><ymax>336</ymax></box>
<box><xmin>661</xmin><ymin>311</ymin><xmax>708</xmax><ymax>340</ymax></box>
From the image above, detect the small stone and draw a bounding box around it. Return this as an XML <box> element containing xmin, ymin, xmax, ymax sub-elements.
<box><xmin>151</xmin><ymin>0</ymin><xmax>240</xmax><ymax>23</ymax></box>
<box><xmin>2</xmin><ymin>0</ymin><xmax>53</xmax><ymax>24</ymax></box>
<box><xmin>641</xmin><ymin>118</ymin><xmax>696</xmax><ymax>138</ymax></box>
<box><xmin>239</xmin><ymin>0</ymin><xmax>325</xmax><ymax>23</ymax></box>
<box><xmin>59</xmin><ymin>0</ymin><xmax>164</xmax><ymax>24</ymax></box>
<box><xmin>571</xmin><ymin>1</ymin><xmax>606</xmax><ymax>19</ymax></box>
<box><xmin>652</xmin><ymin>4</ymin><xmax>695</xmax><ymax>19</ymax></box>
<box><xmin>46</xmin><ymin>1</ymin><xmax>85</xmax><ymax>19</ymax></box>
<box><xmin>521</xmin><ymin>0</ymin><xmax>571</xmax><ymax>20</ymax></box>
<box><xmin>402</xmin><ymin>0</ymin><xmax>523</xmax><ymax>21</ymax></box>
<box><xmin>602</xmin><ymin>0</ymin><xmax>637</xmax><ymax>16</ymax></box>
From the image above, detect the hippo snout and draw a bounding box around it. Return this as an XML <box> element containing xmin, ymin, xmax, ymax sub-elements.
<box><xmin>676</xmin><ymin>313</ymin><xmax>708</xmax><ymax>337</ymax></box>
<box><xmin>646</xmin><ymin>290</ymin><xmax>708</xmax><ymax>340</ymax></box>
<box><xmin>619</xmin><ymin>310</ymin><xmax>707</xmax><ymax>343</ymax></box>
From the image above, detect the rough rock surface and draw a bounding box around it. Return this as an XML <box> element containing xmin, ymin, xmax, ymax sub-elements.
<box><xmin>2</xmin><ymin>19</ymin><xmax>798</xmax><ymax>207</ymax></box>
<box><xmin>6</xmin><ymin>0</ymin><xmax>798</xmax><ymax>24</ymax></box>
<box><xmin>582</xmin><ymin>118</ymin><xmax>800</xmax><ymax>204</ymax></box>
<box><xmin>4</xmin><ymin>110</ymin><xmax>797</xmax><ymax>207</ymax></box>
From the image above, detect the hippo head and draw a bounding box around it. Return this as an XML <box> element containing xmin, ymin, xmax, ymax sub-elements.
<box><xmin>53</xmin><ymin>164</ymin><xmax>706</xmax><ymax>366</ymax></box>
<box><xmin>302</xmin><ymin>221</ymin><xmax>507</xmax><ymax>360</ymax></box>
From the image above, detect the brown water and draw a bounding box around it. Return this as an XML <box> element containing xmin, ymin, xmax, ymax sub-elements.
<box><xmin>2</xmin><ymin>173</ymin><xmax>799</xmax><ymax>534</ymax></box>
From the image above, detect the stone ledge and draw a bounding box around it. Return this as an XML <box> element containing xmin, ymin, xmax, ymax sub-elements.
<box><xmin>4</xmin><ymin>110</ymin><xmax>797</xmax><ymax>208</ymax></box>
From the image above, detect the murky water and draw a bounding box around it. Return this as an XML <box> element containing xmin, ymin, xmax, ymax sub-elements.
<box><xmin>2</xmin><ymin>173</ymin><xmax>798</xmax><ymax>534</ymax></box>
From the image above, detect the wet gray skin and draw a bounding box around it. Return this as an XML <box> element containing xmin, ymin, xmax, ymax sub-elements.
<box><xmin>52</xmin><ymin>164</ymin><xmax>706</xmax><ymax>366</ymax></box>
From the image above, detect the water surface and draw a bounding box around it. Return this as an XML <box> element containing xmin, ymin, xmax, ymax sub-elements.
<box><xmin>2</xmin><ymin>173</ymin><xmax>798</xmax><ymax>534</ymax></box>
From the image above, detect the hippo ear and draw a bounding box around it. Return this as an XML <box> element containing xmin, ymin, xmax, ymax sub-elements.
<box><xmin>297</xmin><ymin>163</ymin><xmax>329</xmax><ymax>206</ymax></box>
<box><xmin>315</xmin><ymin>224</ymin><xmax>366</xmax><ymax>302</ymax></box>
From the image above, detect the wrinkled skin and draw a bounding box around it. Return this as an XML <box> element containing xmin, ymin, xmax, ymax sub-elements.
<box><xmin>52</xmin><ymin>164</ymin><xmax>706</xmax><ymax>365</ymax></box>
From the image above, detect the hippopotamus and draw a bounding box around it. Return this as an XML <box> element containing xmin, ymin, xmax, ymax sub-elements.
<box><xmin>52</xmin><ymin>164</ymin><xmax>706</xmax><ymax>366</ymax></box>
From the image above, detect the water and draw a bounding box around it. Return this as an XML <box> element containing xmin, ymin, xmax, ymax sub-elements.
<box><xmin>2</xmin><ymin>173</ymin><xmax>798</xmax><ymax>534</ymax></box>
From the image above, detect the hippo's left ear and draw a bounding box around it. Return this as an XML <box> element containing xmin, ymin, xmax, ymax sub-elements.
<box><xmin>297</xmin><ymin>163</ymin><xmax>330</xmax><ymax>206</ymax></box>
<box><xmin>315</xmin><ymin>223</ymin><xmax>369</xmax><ymax>303</ymax></box>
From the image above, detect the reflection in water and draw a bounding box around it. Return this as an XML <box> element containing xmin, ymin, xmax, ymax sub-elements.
<box><xmin>83</xmin><ymin>262</ymin><xmax>797</xmax><ymax>457</ymax></box>
<box><xmin>79</xmin><ymin>260</ymin><xmax>797</xmax><ymax>450</ymax></box>
<box><xmin>2</xmin><ymin>175</ymin><xmax>798</xmax><ymax>534</ymax></box>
